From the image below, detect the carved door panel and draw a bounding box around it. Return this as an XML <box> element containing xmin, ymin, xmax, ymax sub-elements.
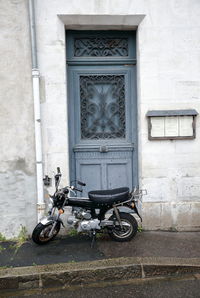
<box><xmin>67</xmin><ymin>31</ymin><xmax>137</xmax><ymax>195</ymax></box>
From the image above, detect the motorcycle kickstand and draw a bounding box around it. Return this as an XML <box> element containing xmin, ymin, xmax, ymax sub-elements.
<box><xmin>90</xmin><ymin>230</ymin><xmax>96</xmax><ymax>248</ymax></box>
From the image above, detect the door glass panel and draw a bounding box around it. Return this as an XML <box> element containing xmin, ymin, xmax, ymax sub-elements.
<box><xmin>80</xmin><ymin>75</ymin><xmax>126</xmax><ymax>140</ymax></box>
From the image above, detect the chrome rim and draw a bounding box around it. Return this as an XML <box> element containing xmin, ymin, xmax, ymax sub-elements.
<box><xmin>112</xmin><ymin>219</ymin><xmax>133</xmax><ymax>238</ymax></box>
<box><xmin>38</xmin><ymin>224</ymin><xmax>58</xmax><ymax>242</ymax></box>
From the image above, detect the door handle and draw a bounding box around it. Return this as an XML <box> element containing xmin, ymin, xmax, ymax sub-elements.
<box><xmin>99</xmin><ymin>146</ymin><xmax>108</xmax><ymax>153</ymax></box>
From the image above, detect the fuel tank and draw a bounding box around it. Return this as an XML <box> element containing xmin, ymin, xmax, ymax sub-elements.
<box><xmin>67</xmin><ymin>197</ymin><xmax>93</xmax><ymax>208</ymax></box>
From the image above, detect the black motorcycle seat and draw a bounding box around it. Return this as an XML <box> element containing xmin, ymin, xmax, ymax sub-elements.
<box><xmin>67</xmin><ymin>197</ymin><xmax>92</xmax><ymax>208</ymax></box>
<box><xmin>88</xmin><ymin>187</ymin><xmax>130</xmax><ymax>205</ymax></box>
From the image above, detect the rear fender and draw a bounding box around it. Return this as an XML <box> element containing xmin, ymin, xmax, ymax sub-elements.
<box><xmin>123</xmin><ymin>203</ymin><xmax>142</xmax><ymax>222</ymax></box>
<box><xmin>40</xmin><ymin>216</ymin><xmax>64</xmax><ymax>227</ymax></box>
<box><xmin>101</xmin><ymin>204</ymin><xmax>142</xmax><ymax>221</ymax></box>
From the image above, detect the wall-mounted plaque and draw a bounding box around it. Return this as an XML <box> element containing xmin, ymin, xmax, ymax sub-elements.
<box><xmin>146</xmin><ymin>109</ymin><xmax>198</xmax><ymax>140</ymax></box>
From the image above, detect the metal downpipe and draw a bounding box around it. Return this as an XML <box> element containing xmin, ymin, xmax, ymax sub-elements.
<box><xmin>28</xmin><ymin>0</ymin><xmax>45</xmax><ymax>221</ymax></box>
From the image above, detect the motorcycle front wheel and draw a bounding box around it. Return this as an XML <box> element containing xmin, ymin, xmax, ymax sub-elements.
<box><xmin>108</xmin><ymin>212</ymin><xmax>138</xmax><ymax>242</ymax></box>
<box><xmin>32</xmin><ymin>222</ymin><xmax>60</xmax><ymax>245</ymax></box>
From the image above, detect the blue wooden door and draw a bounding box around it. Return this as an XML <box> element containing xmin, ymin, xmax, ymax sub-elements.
<box><xmin>67</xmin><ymin>31</ymin><xmax>137</xmax><ymax>195</ymax></box>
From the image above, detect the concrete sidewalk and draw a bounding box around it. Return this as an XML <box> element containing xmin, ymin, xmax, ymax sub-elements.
<box><xmin>0</xmin><ymin>231</ymin><xmax>199</xmax><ymax>267</ymax></box>
<box><xmin>0</xmin><ymin>231</ymin><xmax>200</xmax><ymax>293</ymax></box>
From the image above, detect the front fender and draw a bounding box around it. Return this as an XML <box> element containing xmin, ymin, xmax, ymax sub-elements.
<box><xmin>40</xmin><ymin>216</ymin><xmax>64</xmax><ymax>226</ymax></box>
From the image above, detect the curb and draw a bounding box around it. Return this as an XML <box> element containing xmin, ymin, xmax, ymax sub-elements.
<box><xmin>0</xmin><ymin>257</ymin><xmax>200</xmax><ymax>291</ymax></box>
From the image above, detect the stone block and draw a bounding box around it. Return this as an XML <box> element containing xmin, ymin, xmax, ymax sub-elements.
<box><xmin>190</xmin><ymin>203</ymin><xmax>200</xmax><ymax>227</ymax></box>
<box><xmin>160</xmin><ymin>203</ymin><xmax>173</xmax><ymax>229</ymax></box>
<box><xmin>174</xmin><ymin>203</ymin><xmax>193</xmax><ymax>228</ymax></box>
<box><xmin>0</xmin><ymin>276</ymin><xmax>18</xmax><ymax>290</ymax></box>
<box><xmin>142</xmin><ymin>202</ymin><xmax>161</xmax><ymax>229</ymax></box>
<box><xmin>18</xmin><ymin>275</ymin><xmax>39</xmax><ymax>290</ymax></box>
<box><xmin>142</xmin><ymin>178</ymin><xmax>171</xmax><ymax>202</ymax></box>
<box><xmin>41</xmin><ymin>265</ymin><xmax>141</xmax><ymax>288</ymax></box>
<box><xmin>177</xmin><ymin>177</ymin><xmax>200</xmax><ymax>199</ymax></box>
<box><xmin>143</xmin><ymin>264</ymin><xmax>200</xmax><ymax>278</ymax></box>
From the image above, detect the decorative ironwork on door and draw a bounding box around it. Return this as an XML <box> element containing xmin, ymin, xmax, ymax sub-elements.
<box><xmin>74</xmin><ymin>38</ymin><xmax>128</xmax><ymax>57</ymax></box>
<box><xmin>80</xmin><ymin>75</ymin><xmax>126</xmax><ymax>140</ymax></box>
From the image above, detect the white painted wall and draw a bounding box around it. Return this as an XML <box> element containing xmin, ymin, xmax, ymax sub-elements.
<box><xmin>35</xmin><ymin>0</ymin><xmax>200</xmax><ymax>231</ymax></box>
<box><xmin>1</xmin><ymin>0</ymin><xmax>200</xmax><ymax>237</ymax></box>
<box><xmin>0</xmin><ymin>0</ymin><xmax>37</xmax><ymax>237</ymax></box>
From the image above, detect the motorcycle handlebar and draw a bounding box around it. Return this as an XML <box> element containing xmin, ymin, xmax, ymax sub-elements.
<box><xmin>71</xmin><ymin>186</ymin><xmax>83</xmax><ymax>193</ymax></box>
<box><xmin>77</xmin><ymin>180</ymin><xmax>86</xmax><ymax>187</ymax></box>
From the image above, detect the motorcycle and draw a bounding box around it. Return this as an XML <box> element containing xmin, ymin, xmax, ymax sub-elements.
<box><xmin>32</xmin><ymin>167</ymin><xmax>143</xmax><ymax>245</ymax></box>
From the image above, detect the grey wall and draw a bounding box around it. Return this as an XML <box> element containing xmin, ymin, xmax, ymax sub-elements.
<box><xmin>0</xmin><ymin>0</ymin><xmax>37</xmax><ymax>238</ymax></box>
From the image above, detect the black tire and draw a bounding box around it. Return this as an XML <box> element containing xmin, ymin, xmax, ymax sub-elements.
<box><xmin>32</xmin><ymin>222</ymin><xmax>61</xmax><ymax>245</ymax></box>
<box><xmin>108</xmin><ymin>212</ymin><xmax>138</xmax><ymax>242</ymax></box>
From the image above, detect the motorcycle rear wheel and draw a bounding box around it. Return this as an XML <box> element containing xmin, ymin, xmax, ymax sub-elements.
<box><xmin>32</xmin><ymin>222</ymin><xmax>60</xmax><ymax>245</ymax></box>
<box><xmin>108</xmin><ymin>212</ymin><xmax>138</xmax><ymax>242</ymax></box>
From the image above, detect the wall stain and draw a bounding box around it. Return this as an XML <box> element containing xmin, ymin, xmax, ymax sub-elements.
<box><xmin>3</xmin><ymin>158</ymin><xmax>35</xmax><ymax>176</ymax></box>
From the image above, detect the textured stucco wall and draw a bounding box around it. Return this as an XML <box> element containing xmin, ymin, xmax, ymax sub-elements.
<box><xmin>1</xmin><ymin>0</ymin><xmax>200</xmax><ymax>236</ymax></box>
<box><xmin>0</xmin><ymin>0</ymin><xmax>37</xmax><ymax>237</ymax></box>
<box><xmin>35</xmin><ymin>0</ymin><xmax>200</xmax><ymax>231</ymax></box>
<box><xmin>136</xmin><ymin>0</ymin><xmax>200</xmax><ymax>230</ymax></box>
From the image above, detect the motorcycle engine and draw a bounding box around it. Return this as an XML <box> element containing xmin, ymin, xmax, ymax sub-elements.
<box><xmin>73</xmin><ymin>207</ymin><xmax>92</xmax><ymax>220</ymax></box>
<box><xmin>67</xmin><ymin>207</ymin><xmax>101</xmax><ymax>232</ymax></box>
<box><xmin>78</xmin><ymin>219</ymin><xmax>101</xmax><ymax>232</ymax></box>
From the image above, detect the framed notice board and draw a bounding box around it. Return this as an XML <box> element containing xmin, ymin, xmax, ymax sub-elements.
<box><xmin>146</xmin><ymin>109</ymin><xmax>198</xmax><ymax>140</ymax></box>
